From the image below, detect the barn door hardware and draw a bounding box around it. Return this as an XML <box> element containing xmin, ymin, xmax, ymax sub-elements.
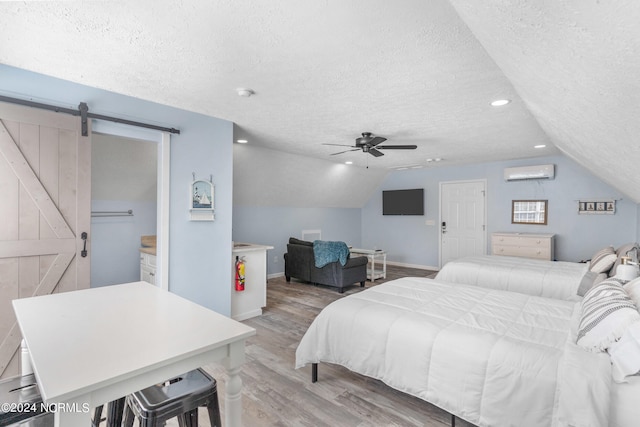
<box><xmin>81</xmin><ymin>232</ymin><xmax>88</xmax><ymax>257</ymax></box>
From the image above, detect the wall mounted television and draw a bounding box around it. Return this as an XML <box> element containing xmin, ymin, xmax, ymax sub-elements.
<box><xmin>382</xmin><ymin>188</ymin><xmax>424</xmax><ymax>215</ymax></box>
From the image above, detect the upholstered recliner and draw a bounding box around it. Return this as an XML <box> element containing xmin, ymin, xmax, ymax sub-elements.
<box><xmin>284</xmin><ymin>237</ymin><xmax>368</xmax><ymax>293</ymax></box>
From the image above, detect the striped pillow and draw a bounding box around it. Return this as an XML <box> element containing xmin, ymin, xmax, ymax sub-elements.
<box><xmin>589</xmin><ymin>246</ymin><xmax>617</xmax><ymax>274</ymax></box>
<box><xmin>577</xmin><ymin>278</ymin><xmax>640</xmax><ymax>352</ymax></box>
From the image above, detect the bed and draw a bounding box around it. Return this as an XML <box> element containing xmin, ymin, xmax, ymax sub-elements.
<box><xmin>435</xmin><ymin>255</ymin><xmax>597</xmax><ymax>301</ymax></box>
<box><xmin>295</xmin><ymin>277</ymin><xmax>615</xmax><ymax>427</ymax></box>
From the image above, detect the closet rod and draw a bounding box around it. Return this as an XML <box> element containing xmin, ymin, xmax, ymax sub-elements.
<box><xmin>0</xmin><ymin>95</ymin><xmax>180</xmax><ymax>135</ymax></box>
<box><xmin>91</xmin><ymin>210</ymin><xmax>134</xmax><ymax>217</ymax></box>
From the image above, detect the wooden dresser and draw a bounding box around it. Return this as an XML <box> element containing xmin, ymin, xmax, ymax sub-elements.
<box><xmin>491</xmin><ymin>232</ymin><xmax>555</xmax><ymax>261</ymax></box>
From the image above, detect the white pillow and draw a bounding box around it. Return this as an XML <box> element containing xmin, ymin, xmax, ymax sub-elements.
<box><xmin>577</xmin><ymin>279</ymin><xmax>640</xmax><ymax>352</ymax></box>
<box><xmin>609</xmin><ymin>322</ymin><xmax>640</xmax><ymax>382</ymax></box>
<box><xmin>624</xmin><ymin>277</ymin><xmax>640</xmax><ymax>310</ymax></box>
<box><xmin>589</xmin><ymin>246</ymin><xmax>617</xmax><ymax>274</ymax></box>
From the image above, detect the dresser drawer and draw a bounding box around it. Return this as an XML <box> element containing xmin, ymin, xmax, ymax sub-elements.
<box><xmin>491</xmin><ymin>234</ymin><xmax>549</xmax><ymax>248</ymax></box>
<box><xmin>492</xmin><ymin>244</ymin><xmax>551</xmax><ymax>260</ymax></box>
<box><xmin>491</xmin><ymin>232</ymin><xmax>555</xmax><ymax>260</ymax></box>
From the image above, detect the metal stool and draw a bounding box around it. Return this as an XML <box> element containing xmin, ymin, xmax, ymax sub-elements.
<box><xmin>123</xmin><ymin>368</ymin><xmax>221</xmax><ymax>427</ymax></box>
<box><xmin>0</xmin><ymin>374</ymin><xmax>47</xmax><ymax>427</ymax></box>
<box><xmin>5</xmin><ymin>413</ymin><xmax>53</xmax><ymax>427</ymax></box>
<box><xmin>92</xmin><ymin>398</ymin><xmax>125</xmax><ymax>427</ymax></box>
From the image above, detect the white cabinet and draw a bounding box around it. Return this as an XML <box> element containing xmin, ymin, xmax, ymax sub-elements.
<box><xmin>140</xmin><ymin>251</ymin><xmax>157</xmax><ymax>285</ymax></box>
<box><xmin>491</xmin><ymin>232</ymin><xmax>555</xmax><ymax>260</ymax></box>
<box><xmin>231</xmin><ymin>243</ymin><xmax>274</xmax><ymax>321</ymax></box>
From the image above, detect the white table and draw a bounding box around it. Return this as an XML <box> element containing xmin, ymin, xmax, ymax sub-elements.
<box><xmin>349</xmin><ymin>248</ymin><xmax>387</xmax><ymax>281</ymax></box>
<box><xmin>12</xmin><ymin>281</ymin><xmax>255</xmax><ymax>427</ymax></box>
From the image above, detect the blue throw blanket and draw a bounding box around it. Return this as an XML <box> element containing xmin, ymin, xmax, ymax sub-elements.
<box><xmin>313</xmin><ymin>240</ymin><xmax>350</xmax><ymax>268</ymax></box>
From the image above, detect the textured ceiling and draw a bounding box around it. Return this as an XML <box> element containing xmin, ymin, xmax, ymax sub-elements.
<box><xmin>0</xmin><ymin>1</ymin><xmax>638</xmax><ymax>200</ymax></box>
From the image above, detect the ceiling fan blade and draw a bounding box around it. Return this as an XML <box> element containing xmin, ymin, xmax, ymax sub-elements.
<box><xmin>377</xmin><ymin>145</ymin><xmax>417</xmax><ymax>150</ymax></box>
<box><xmin>368</xmin><ymin>148</ymin><xmax>384</xmax><ymax>157</ymax></box>
<box><xmin>330</xmin><ymin>148</ymin><xmax>360</xmax><ymax>156</ymax></box>
<box><xmin>369</xmin><ymin>136</ymin><xmax>387</xmax><ymax>147</ymax></box>
<box><xmin>322</xmin><ymin>143</ymin><xmax>355</xmax><ymax>147</ymax></box>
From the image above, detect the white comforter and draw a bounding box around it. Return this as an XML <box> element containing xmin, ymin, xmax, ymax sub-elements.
<box><xmin>296</xmin><ymin>277</ymin><xmax>611</xmax><ymax>427</ymax></box>
<box><xmin>435</xmin><ymin>255</ymin><xmax>590</xmax><ymax>300</ymax></box>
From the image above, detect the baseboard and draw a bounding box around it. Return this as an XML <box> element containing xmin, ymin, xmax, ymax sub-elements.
<box><xmin>386</xmin><ymin>260</ymin><xmax>440</xmax><ymax>271</ymax></box>
<box><xmin>232</xmin><ymin>309</ymin><xmax>262</xmax><ymax>321</ymax></box>
<box><xmin>268</xmin><ymin>272</ymin><xmax>285</xmax><ymax>280</ymax></box>
<box><xmin>267</xmin><ymin>264</ymin><xmax>438</xmax><ymax>279</ymax></box>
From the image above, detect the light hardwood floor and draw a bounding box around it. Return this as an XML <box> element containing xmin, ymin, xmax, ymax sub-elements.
<box><xmin>196</xmin><ymin>265</ymin><xmax>477</xmax><ymax>427</ymax></box>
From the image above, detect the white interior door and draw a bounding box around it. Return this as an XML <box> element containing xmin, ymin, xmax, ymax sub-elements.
<box><xmin>0</xmin><ymin>102</ymin><xmax>90</xmax><ymax>378</ymax></box>
<box><xmin>440</xmin><ymin>180</ymin><xmax>486</xmax><ymax>267</ymax></box>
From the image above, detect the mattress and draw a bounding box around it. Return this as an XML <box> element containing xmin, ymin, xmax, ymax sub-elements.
<box><xmin>296</xmin><ymin>277</ymin><xmax>611</xmax><ymax>427</ymax></box>
<box><xmin>435</xmin><ymin>255</ymin><xmax>590</xmax><ymax>300</ymax></box>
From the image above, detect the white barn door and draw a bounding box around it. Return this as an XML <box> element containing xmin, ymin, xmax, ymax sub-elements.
<box><xmin>0</xmin><ymin>102</ymin><xmax>90</xmax><ymax>378</ymax></box>
<box><xmin>440</xmin><ymin>180</ymin><xmax>486</xmax><ymax>267</ymax></box>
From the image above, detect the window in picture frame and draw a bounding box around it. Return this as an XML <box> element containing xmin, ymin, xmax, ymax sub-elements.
<box><xmin>511</xmin><ymin>200</ymin><xmax>548</xmax><ymax>225</ymax></box>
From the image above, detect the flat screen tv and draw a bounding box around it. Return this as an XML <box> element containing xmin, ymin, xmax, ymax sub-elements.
<box><xmin>382</xmin><ymin>189</ymin><xmax>424</xmax><ymax>215</ymax></box>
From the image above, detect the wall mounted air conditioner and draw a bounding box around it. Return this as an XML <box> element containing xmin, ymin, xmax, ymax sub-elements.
<box><xmin>504</xmin><ymin>164</ymin><xmax>555</xmax><ymax>181</ymax></box>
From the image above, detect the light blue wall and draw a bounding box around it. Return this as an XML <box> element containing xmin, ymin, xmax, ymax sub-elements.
<box><xmin>91</xmin><ymin>200</ymin><xmax>157</xmax><ymax>287</ymax></box>
<box><xmin>1</xmin><ymin>65</ymin><xmax>234</xmax><ymax>316</ymax></box>
<box><xmin>362</xmin><ymin>155</ymin><xmax>637</xmax><ymax>267</ymax></box>
<box><xmin>232</xmin><ymin>206</ymin><xmax>362</xmax><ymax>276</ymax></box>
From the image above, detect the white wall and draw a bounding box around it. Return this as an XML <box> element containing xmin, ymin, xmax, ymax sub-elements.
<box><xmin>1</xmin><ymin>64</ymin><xmax>235</xmax><ymax>316</ymax></box>
<box><xmin>233</xmin><ymin>206</ymin><xmax>362</xmax><ymax>277</ymax></box>
<box><xmin>232</xmin><ymin>143</ymin><xmax>384</xmax><ymax>275</ymax></box>
<box><xmin>233</xmin><ymin>143</ymin><xmax>388</xmax><ymax>208</ymax></box>
<box><xmin>362</xmin><ymin>155</ymin><xmax>637</xmax><ymax>268</ymax></box>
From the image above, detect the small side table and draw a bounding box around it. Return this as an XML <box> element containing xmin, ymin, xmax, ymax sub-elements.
<box><xmin>350</xmin><ymin>248</ymin><xmax>387</xmax><ymax>282</ymax></box>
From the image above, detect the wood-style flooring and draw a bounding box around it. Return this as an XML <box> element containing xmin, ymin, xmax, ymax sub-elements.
<box><xmin>195</xmin><ymin>265</ymin><xmax>477</xmax><ymax>427</ymax></box>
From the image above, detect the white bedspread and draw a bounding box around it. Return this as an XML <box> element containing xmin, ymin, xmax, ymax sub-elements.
<box><xmin>435</xmin><ymin>255</ymin><xmax>589</xmax><ymax>300</ymax></box>
<box><xmin>296</xmin><ymin>277</ymin><xmax>611</xmax><ymax>427</ymax></box>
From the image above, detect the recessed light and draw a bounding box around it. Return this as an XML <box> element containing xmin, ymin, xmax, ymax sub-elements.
<box><xmin>411</xmin><ymin>165</ymin><xmax>423</xmax><ymax>169</ymax></box>
<box><xmin>236</xmin><ymin>139</ymin><xmax>248</xmax><ymax>144</ymax></box>
<box><xmin>534</xmin><ymin>144</ymin><xmax>546</xmax><ymax>149</ymax></box>
<box><xmin>426</xmin><ymin>158</ymin><xmax>443</xmax><ymax>163</ymax></box>
<box><xmin>491</xmin><ymin>99</ymin><xmax>511</xmax><ymax>107</ymax></box>
<box><xmin>345</xmin><ymin>161</ymin><xmax>353</xmax><ymax>165</ymax></box>
<box><xmin>236</xmin><ymin>88</ymin><xmax>254</xmax><ymax>97</ymax></box>
<box><xmin>396</xmin><ymin>167</ymin><xmax>409</xmax><ymax>171</ymax></box>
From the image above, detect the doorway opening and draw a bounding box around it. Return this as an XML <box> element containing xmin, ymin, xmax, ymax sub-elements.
<box><xmin>90</xmin><ymin>122</ymin><xmax>170</xmax><ymax>290</ymax></box>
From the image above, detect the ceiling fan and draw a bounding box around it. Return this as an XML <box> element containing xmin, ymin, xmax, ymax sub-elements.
<box><xmin>323</xmin><ymin>132</ymin><xmax>417</xmax><ymax>157</ymax></box>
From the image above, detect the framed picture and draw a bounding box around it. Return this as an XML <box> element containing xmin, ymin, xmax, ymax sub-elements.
<box><xmin>511</xmin><ymin>200</ymin><xmax>548</xmax><ymax>225</ymax></box>
<box><xmin>190</xmin><ymin>179</ymin><xmax>214</xmax><ymax>221</ymax></box>
<box><xmin>578</xmin><ymin>199</ymin><xmax>615</xmax><ymax>215</ymax></box>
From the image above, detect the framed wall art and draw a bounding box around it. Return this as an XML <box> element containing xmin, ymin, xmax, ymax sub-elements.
<box><xmin>512</xmin><ymin>200</ymin><xmax>548</xmax><ymax>225</ymax></box>
<box><xmin>577</xmin><ymin>199</ymin><xmax>615</xmax><ymax>215</ymax></box>
<box><xmin>190</xmin><ymin>176</ymin><xmax>215</xmax><ymax>221</ymax></box>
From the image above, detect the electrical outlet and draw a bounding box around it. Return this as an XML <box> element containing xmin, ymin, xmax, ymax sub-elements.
<box><xmin>273</xmin><ymin>256</ymin><xmax>278</xmax><ymax>263</ymax></box>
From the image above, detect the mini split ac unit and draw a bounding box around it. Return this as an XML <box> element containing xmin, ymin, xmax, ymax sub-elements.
<box><xmin>504</xmin><ymin>164</ymin><xmax>555</xmax><ymax>181</ymax></box>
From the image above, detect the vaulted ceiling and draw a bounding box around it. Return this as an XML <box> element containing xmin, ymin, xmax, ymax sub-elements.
<box><xmin>1</xmin><ymin>1</ymin><xmax>639</xmax><ymax>200</ymax></box>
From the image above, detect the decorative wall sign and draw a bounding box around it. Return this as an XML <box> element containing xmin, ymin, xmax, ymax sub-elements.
<box><xmin>577</xmin><ymin>199</ymin><xmax>616</xmax><ymax>215</ymax></box>
<box><xmin>190</xmin><ymin>174</ymin><xmax>215</xmax><ymax>221</ymax></box>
